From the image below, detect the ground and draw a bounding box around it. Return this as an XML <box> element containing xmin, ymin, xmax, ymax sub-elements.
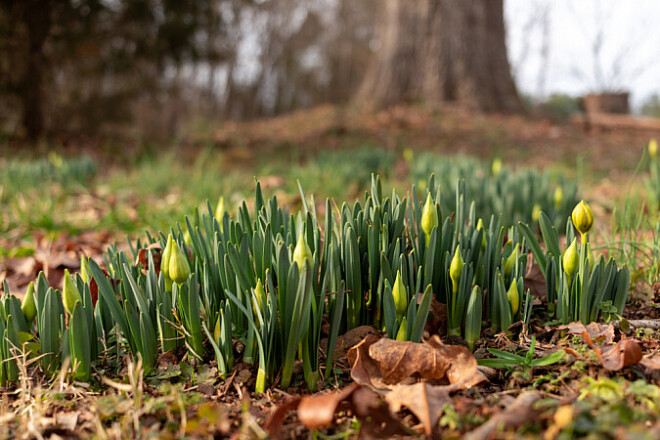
<box><xmin>0</xmin><ymin>104</ymin><xmax>659</xmax><ymax>439</ymax></box>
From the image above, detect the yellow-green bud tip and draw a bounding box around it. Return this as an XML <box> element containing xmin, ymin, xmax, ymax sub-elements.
<box><xmin>396</xmin><ymin>317</ymin><xmax>407</xmax><ymax>341</ymax></box>
<box><xmin>650</xmin><ymin>138</ymin><xmax>658</xmax><ymax>158</ymax></box>
<box><xmin>492</xmin><ymin>158</ymin><xmax>502</xmax><ymax>176</ymax></box>
<box><xmin>215</xmin><ymin>196</ymin><xmax>225</xmax><ymax>224</ymax></box>
<box><xmin>22</xmin><ymin>281</ymin><xmax>37</xmax><ymax>323</ymax></box>
<box><xmin>293</xmin><ymin>231</ymin><xmax>313</xmax><ymax>270</ymax></box>
<box><xmin>507</xmin><ymin>281</ymin><xmax>519</xmax><ymax>315</ymax></box>
<box><xmin>450</xmin><ymin>247</ymin><xmax>464</xmax><ymax>293</ymax></box>
<box><xmin>572</xmin><ymin>200</ymin><xmax>594</xmax><ymax>236</ymax></box>
<box><xmin>504</xmin><ymin>244</ymin><xmax>519</xmax><ymax>277</ymax></box>
<box><xmin>63</xmin><ymin>269</ymin><xmax>82</xmax><ymax>315</ymax></box>
<box><xmin>169</xmin><ymin>242</ymin><xmax>191</xmax><ymax>285</ymax></box>
<box><xmin>554</xmin><ymin>186</ymin><xmax>563</xmax><ymax>210</ymax></box>
<box><xmin>161</xmin><ymin>234</ymin><xmax>174</xmax><ymax>278</ymax></box>
<box><xmin>532</xmin><ymin>204</ymin><xmax>541</xmax><ymax>222</ymax></box>
<box><xmin>421</xmin><ymin>193</ymin><xmax>439</xmax><ymax>240</ymax></box>
<box><xmin>392</xmin><ymin>271</ymin><xmax>408</xmax><ymax>320</ymax></box>
<box><xmin>563</xmin><ymin>238</ymin><xmax>579</xmax><ymax>278</ymax></box>
<box><xmin>213</xmin><ymin>315</ymin><xmax>222</xmax><ymax>343</ymax></box>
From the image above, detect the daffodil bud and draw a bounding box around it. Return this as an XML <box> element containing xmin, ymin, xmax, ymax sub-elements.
<box><xmin>169</xmin><ymin>242</ymin><xmax>191</xmax><ymax>285</ymax></box>
<box><xmin>403</xmin><ymin>148</ymin><xmax>414</xmax><ymax>162</ymax></box>
<box><xmin>392</xmin><ymin>270</ymin><xmax>408</xmax><ymax>320</ymax></box>
<box><xmin>80</xmin><ymin>255</ymin><xmax>91</xmax><ymax>284</ymax></box>
<box><xmin>507</xmin><ymin>280</ymin><xmax>519</xmax><ymax>315</ymax></box>
<box><xmin>554</xmin><ymin>186</ymin><xmax>563</xmax><ymax>210</ymax></box>
<box><xmin>492</xmin><ymin>158</ymin><xmax>502</xmax><ymax>176</ymax></box>
<box><xmin>396</xmin><ymin>317</ymin><xmax>407</xmax><ymax>341</ymax></box>
<box><xmin>215</xmin><ymin>196</ymin><xmax>225</xmax><ymax>227</ymax></box>
<box><xmin>421</xmin><ymin>193</ymin><xmax>439</xmax><ymax>243</ymax></box>
<box><xmin>563</xmin><ymin>238</ymin><xmax>578</xmax><ymax>279</ymax></box>
<box><xmin>477</xmin><ymin>218</ymin><xmax>487</xmax><ymax>249</ymax></box>
<box><xmin>213</xmin><ymin>315</ymin><xmax>222</xmax><ymax>343</ymax></box>
<box><xmin>650</xmin><ymin>138</ymin><xmax>658</xmax><ymax>159</ymax></box>
<box><xmin>22</xmin><ymin>282</ymin><xmax>37</xmax><ymax>323</ymax></box>
<box><xmin>450</xmin><ymin>247</ymin><xmax>464</xmax><ymax>294</ymax></box>
<box><xmin>532</xmin><ymin>204</ymin><xmax>541</xmax><ymax>222</ymax></box>
<box><xmin>161</xmin><ymin>234</ymin><xmax>173</xmax><ymax>279</ymax></box>
<box><xmin>183</xmin><ymin>229</ymin><xmax>192</xmax><ymax>246</ymax></box>
<box><xmin>251</xmin><ymin>279</ymin><xmax>266</xmax><ymax>318</ymax></box>
<box><xmin>293</xmin><ymin>231</ymin><xmax>313</xmax><ymax>270</ymax></box>
<box><xmin>63</xmin><ymin>269</ymin><xmax>82</xmax><ymax>316</ymax></box>
<box><xmin>572</xmin><ymin>200</ymin><xmax>594</xmax><ymax>236</ymax></box>
<box><xmin>504</xmin><ymin>244</ymin><xmax>519</xmax><ymax>277</ymax></box>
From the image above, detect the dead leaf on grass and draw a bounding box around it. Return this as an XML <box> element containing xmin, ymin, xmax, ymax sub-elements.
<box><xmin>563</xmin><ymin>321</ymin><xmax>615</xmax><ymax>344</ymax></box>
<box><xmin>464</xmin><ymin>392</ymin><xmax>543</xmax><ymax>440</ymax></box>
<box><xmin>597</xmin><ymin>337</ymin><xmax>643</xmax><ymax>371</ymax></box>
<box><xmin>298</xmin><ymin>383</ymin><xmax>359</xmax><ymax>429</ymax></box>
<box><xmin>348</xmin><ymin>334</ymin><xmax>486</xmax><ymax>391</ymax></box>
<box><xmin>385</xmin><ymin>382</ymin><xmax>451</xmax><ymax>436</ymax></box>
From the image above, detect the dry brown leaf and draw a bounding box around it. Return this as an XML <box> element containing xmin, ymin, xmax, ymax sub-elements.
<box><xmin>640</xmin><ymin>352</ymin><xmax>660</xmax><ymax>369</ymax></box>
<box><xmin>369</xmin><ymin>338</ymin><xmax>452</xmax><ymax>384</ymax></box>
<box><xmin>563</xmin><ymin>322</ymin><xmax>615</xmax><ymax>344</ymax></box>
<box><xmin>464</xmin><ymin>392</ymin><xmax>543</xmax><ymax>440</ymax></box>
<box><xmin>596</xmin><ymin>338</ymin><xmax>643</xmax><ymax>371</ymax></box>
<box><xmin>298</xmin><ymin>383</ymin><xmax>359</xmax><ymax>429</ymax></box>
<box><xmin>427</xmin><ymin>335</ymin><xmax>487</xmax><ymax>389</ymax></box>
<box><xmin>264</xmin><ymin>397</ymin><xmax>302</xmax><ymax>439</ymax></box>
<box><xmin>348</xmin><ymin>334</ymin><xmax>486</xmax><ymax>391</ymax></box>
<box><xmin>385</xmin><ymin>382</ymin><xmax>451</xmax><ymax>436</ymax></box>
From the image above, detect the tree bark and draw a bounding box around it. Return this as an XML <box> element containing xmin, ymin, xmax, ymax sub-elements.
<box><xmin>358</xmin><ymin>0</ymin><xmax>522</xmax><ymax>113</ymax></box>
<box><xmin>20</xmin><ymin>0</ymin><xmax>52</xmax><ymax>139</ymax></box>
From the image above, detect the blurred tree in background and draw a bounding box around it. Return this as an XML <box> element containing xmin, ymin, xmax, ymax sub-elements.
<box><xmin>0</xmin><ymin>0</ymin><xmax>518</xmax><ymax>141</ymax></box>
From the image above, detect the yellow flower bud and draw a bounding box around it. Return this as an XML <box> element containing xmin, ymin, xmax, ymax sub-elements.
<box><xmin>403</xmin><ymin>148</ymin><xmax>414</xmax><ymax>163</ymax></box>
<box><xmin>554</xmin><ymin>186</ymin><xmax>563</xmax><ymax>210</ymax></box>
<box><xmin>477</xmin><ymin>218</ymin><xmax>487</xmax><ymax>248</ymax></box>
<box><xmin>450</xmin><ymin>247</ymin><xmax>464</xmax><ymax>294</ymax></box>
<box><xmin>22</xmin><ymin>282</ymin><xmax>37</xmax><ymax>323</ymax></box>
<box><xmin>507</xmin><ymin>280</ymin><xmax>519</xmax><ymax>315</ymax></box>
<box><xmin>396</xmin><ymin>317</ymin><xmax>407</xmax><ymax>341</ymax></box>
<box><xmin>492</xmin><ymin>158</ymin><xmax>502</xmax><ymax>176</ymax></box>
<box><xmin>251</xmin><ymin>279</ymin><xmax>266</xmax><ymax>318</ymax></box>
<box><xmin>183</xmin><ymin>229</ymin><xmax>192</xmax><ymax>246</ymax></box>
<box><xmin>392</xmin><ymin>271</ymin><xmax>408</xmax><ymax>320</ymax></box>
<box><xmin>161</xmin><ymin>234</ymin><xmax>173</xmax><ymax>279</ymax></box>
<box><xmin>293</xmin><ymin>231</ymin><xmax>313</xmax><ymax>270</ymax></box>
<box><xmin>80</xmin><ymin>255</ymin><xmax>91</xmax><ymax>284</ymax></box>
<box><xmin>63</xmin><ymin>269</ymin><xmax>82</xmax><ymax>316</ymax></box>
<box><xmin>572</xmin><ymin>200</ymin><xmax>594</xmax><ymax>236</ymax></box>
<box><xmin>563</xmin><ymin>238</ymin><xmax>579</xmax><ymax>278</ymax></box>
<box><xmin>213</xmin><ymin>314</ymin><xmax>222</xmax><ymax>343</ymax></box>
<box><xmin>215</xmin><ymin>196</ymin><xmax>225</xmax><ymax>226</ymax></box>
<box><xmin>504</xmin><ymin>244</ymin><xmax>519</xmax><ymax>277</ymax></box>
<box><xmin>421</xmin><ymin>193</ymin><xmax>439</xmax><ymax>242</ymax></box>
<box><xmin>169</xmin><ymin>242</ymin><xmax>191</xmax><ymax>285</ymax></box>
<box><xmin>650</xmin><ymin>138</ymin><xmax>658</xmax><ymax>158</ymax></box>
<box><xmin>532</xmin><ymin>204</ymin><xmax>541</xmax><ymax>222</ymax></box>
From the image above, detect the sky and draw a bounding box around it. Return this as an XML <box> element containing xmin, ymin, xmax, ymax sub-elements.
<box><xmin>505</xmin><ymin>0</ymin><xmax>660</xmax><ymax>111</ymax></box>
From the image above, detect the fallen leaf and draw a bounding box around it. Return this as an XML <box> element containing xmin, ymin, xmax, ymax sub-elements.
<box><xmin>563</xmin><ymin>322</ymin><xmax>615</xmax><ymax>344</ymax></box>
<box><xmin>597</xmin><ymin>338</ymin><xmax>643</xmax><ymax>371</ymax></box>
<box><xmin>464</xmin><ymin>392</ymin><xmax>543</xmax><ymax>440</ymax></box>
<box><xmin>640</xmin><ymin>352</ymin><xmax>660</xmax><ymax>369</ymax></box>
<box><xmin>298</xmin><ymin>383</ymin><xmax>359</xmax><ymax>429</ymax></box>
<box><xmin>369</xmin><ymin>338</ymin><xmax>452</xmax><ymax>384</ymax></box>
<box><xmin>385</xmin><ymin>382</ymin><xmax>451</xmax><ymax>436</ymax></box>
<box><xmin>348</xmin><ymin>335</ymin><xmax>486</xmax><ymax>391</ymax></box>
<box><xmin>264</xmin><ymin>396</ymin><xmax>302</xmax><ymax>439</ymax></box>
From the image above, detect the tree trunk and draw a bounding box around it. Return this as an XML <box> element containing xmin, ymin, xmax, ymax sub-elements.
<box><xmin>21</xmin><ymin>0</ymin><xmax>52</xmax><ymax>139</ymax></box>
<box><xmin>358</xmin><ymin>0</ymin><xmax>522</xmax><ymax>113</ymax></box>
